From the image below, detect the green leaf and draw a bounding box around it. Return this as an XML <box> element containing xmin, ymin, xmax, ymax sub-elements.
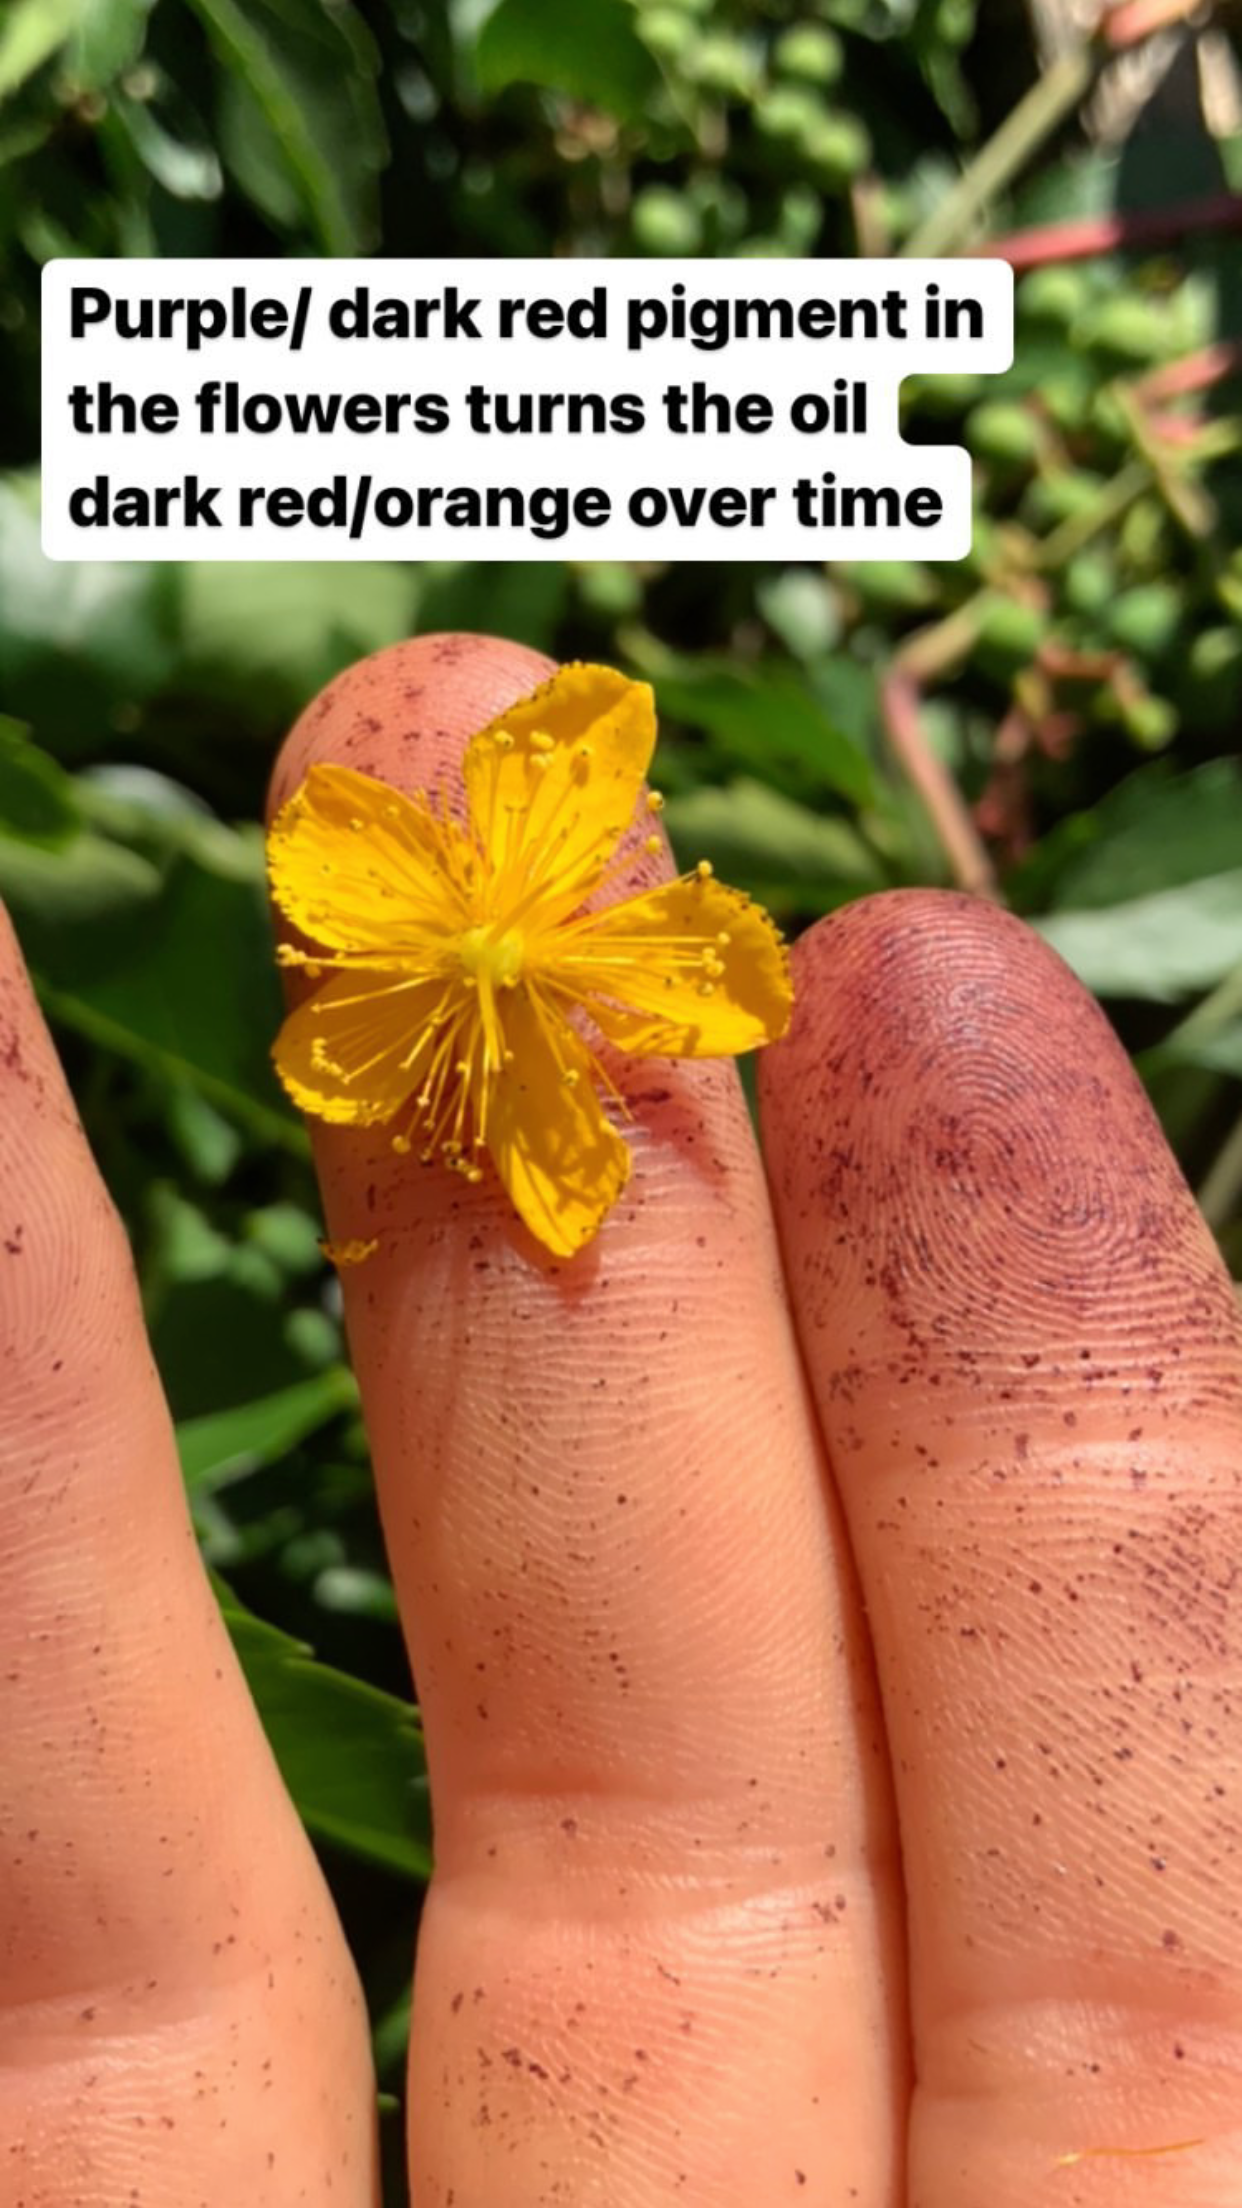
<box><xmin>24</xmin><ymin>849</ymin><xmax>304</xmax><ymax>1153</ymax></box>
<box><xmin>664</xmin><ymin>776</ymin><xmax>883</xmax><ymax>908</ymax></box>
<box><xmin>0</xmin><ymin>829</ymin><xmax>163</xmax><ymax>929</ymax></box>
<box><xmin>183</xmin><ymin>0</ymin><xmax>384</xmax><ymax>252</ymax></box>
<box><xmin>177</xmin><ymin>560</ymin><xmax>418</xmax><ymax>724</ymax></box>
<box><xmin>1037</xmin><ymin>872</ymin><xmax>1242</xmax><ymax>1003</ymax></box>
<box><xmin>178</xmin><ymin>1368</ymin><xmax>360</xmax><ymax>1496</ymax></box>
<box><xmin>215</xmin><ymin>1575</ymin><xmax>432</xmax><ymax>1880</ymax></box>
<box><xmin>475</xmin><ymin>0</ymin><xmax>659</xmax><ymax>121</ymax></box>
<box><xmin>111</xmin><ymin>88</ymin><xmax>224</xmax><ymax>201</ymax></box>
<box><xmin>1011</xmin><ymin>759</ymin><xmax>1242</xmax><ymax>916</ymax></box>
<box><xmin>0</xmin><ymin>717</ymin><xmax>79</xmax><ymax>845</ymax></box>
<box><xmin>64</xmin><ymin>0</ymin><xmax>153</xmax><ymax>89</ymax></box>
<box><xmin>0</xmin><ymin>0</ymin><xmax>84</xmax><ymax>100</ymax></box>
<box><xmin>0</xmin><ymin>478</ymin><xmax>179</xmax><ymax>733</ymax></box>
<box><xmin>655</xmin><ymin>659</ymin><xmax>876</xmax><ymax>807</ymax></box>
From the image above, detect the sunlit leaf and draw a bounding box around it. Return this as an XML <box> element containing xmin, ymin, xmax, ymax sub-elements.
<box><xmin>184</xmin><ymin>0</ymin><xmax>384</xmax><ymax>251</ymax></box>
<box><xmin>1038</xmin><ymin>872</ymin><xmax>1242</xmax><ymax>1003</ymax></box>
<box><xmin>475</xmin><ymin>0</ymin><xmax>659</xmax><ymax>120</ymax></box>
<box><xmin>215</xmin><ymin>1575</ymin><xmax>432</xmax><ymax>1880</ymax></box>
<box><xmin>0</xmin><ymin>0</ymin><xmax>85</xmax><ymax>100</ymax></box>
<box><xmin>178</xmin><ymin>1369</ymin><xmax>360</xmax><ymax>1496</ymax></box>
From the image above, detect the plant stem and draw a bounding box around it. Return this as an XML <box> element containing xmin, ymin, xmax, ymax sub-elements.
<box><xmin>903</xmin><ymin>45</ymin><xmax>1099</xmax><ymax>258</ymax></box>
<box><xmin>1035</xmin><ymin>457</ymin><xmax>1149</xmax><ymax>569</ymax></box>
<box><xmin>1197</xmin><ymin>1110</ymin><xmax>1242</xmax><ymax>1236</ymax></box>
<box><xmin>880</xmin><ymin>668</ymin><xmax>1000</xmax><ymax>900</ymax></box>
<box><xmin>980</xmin><ymin>191</ymin><xmax>1242</xmax><ymax>268</ymax></box>
<box><xmin>1102</xmin><ymin>0</ymin><xmax>1204</xmax><ymax>49</ymax></box>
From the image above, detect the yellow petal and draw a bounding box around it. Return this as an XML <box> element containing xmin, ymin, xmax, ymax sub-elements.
<box><xmin>268</xmin><ymin>764</ymin><xmax>470</xmax><ymax>954</ymax></box>
<box><xmin>464</xmin><ymin>663</ymin><xmax>656</xmax><ymax>907</ymax></box>
<box><xmin>274</xmin><ymin>967</ymin><xmax>453</xmax><ymax>1125</ymax></box>
<box><xmin>553</xmin><ymin>876</ymin><xmax>792</xmax><ymax>1058</ymax></box>
<box><xmin>485</xmin><ymin>987</ymin><xmax>630</xmax><ymax>1257</ymax></box>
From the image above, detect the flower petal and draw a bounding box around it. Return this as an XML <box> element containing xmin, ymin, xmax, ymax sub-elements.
<box><xmin>274</xmin><ymin>967</ymin><xmax>451</xmax><ymax>1125</ymax></box>
<box><xmin>553</xmin><ymin>876</ymin><xmax>793</xmax><ymax>1058</ymax></box>
<box><xmin>464</xmin><ymin>663</ymin><xmax>656</xmax><ymax>907</ymax></box>
<box><xmin>485</xmin><ymin>987</ymin><xmax>630</xmax><ymax>1257</ymax></box>
<box><xmin>268</xmin><ymin>764</ymin><xmax>470</xmax><ymax>954</ymax></box>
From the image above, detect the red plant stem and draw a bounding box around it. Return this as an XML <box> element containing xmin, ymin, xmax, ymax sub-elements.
<box><xmin>1135</xmin><ymin>340</ymin><xmax>1242</xmax><ymax>404</ymax></box>
<box><xmin>978</xmin><ymin>192</ymin><xmax>1242</xmax><ymax>269</ymax></box>
<box><xmin>881</xmin><ymin>669</ymin><xmax>1000</xmax><ymax>901</ymax></box>
<box><xmin>1101</xmin><ymin>0</ymin><xmax>1202</xmax><ymax>48</ymax></box>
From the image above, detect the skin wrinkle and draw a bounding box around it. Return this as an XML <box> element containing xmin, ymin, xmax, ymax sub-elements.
<box><xmin>759</xmin><ymin>890</ymin><xmax>1242</xmax><ymax>2207</ymax></box>
<box><xmin>269</xmin><ymin>634</ymin><xmax>908</xmax><ymax>2208</ymax></box>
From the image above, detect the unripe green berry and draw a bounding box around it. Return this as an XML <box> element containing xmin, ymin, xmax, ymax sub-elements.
<box><xmin>801</xmin><ymin>110</ymin><xmax>869</xmax><ymax>184</ymax></box>
<box><xmin>967</xmin><ymin>399</ymin><xmax>1041</xmax><ymax>469</ymax></box>
<box><xmin>682</xmin><ymin>32</ymin><xmax>760</xmax><ymax>98</ymax></box>
<box><xmin>772</xmin><ymin>23</ymin><xmax>844</xmax><ymax>86</ymax></box>
<box><xmin>632</xmin><ymin>184</ymin><xmax>702</xmax><ymax>255</ymax></box>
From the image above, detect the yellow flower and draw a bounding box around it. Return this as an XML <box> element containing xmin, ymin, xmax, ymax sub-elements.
<box><xmin>268</xmin><ymin>663</ymin><xmax>792</xmax><ymax>1258</ymax></box>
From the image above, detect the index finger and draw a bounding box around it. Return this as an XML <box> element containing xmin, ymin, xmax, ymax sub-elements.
<box><xmin>269</xmin><ymin>635</ymin><xmax>907</xmax><ymax>2206</ymax></box>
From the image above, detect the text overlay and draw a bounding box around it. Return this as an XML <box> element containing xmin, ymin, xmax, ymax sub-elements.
<box><xmin>42</xmin><ymin>259</ymin><xmax>1014</xmax><ymax>562</ymax></box>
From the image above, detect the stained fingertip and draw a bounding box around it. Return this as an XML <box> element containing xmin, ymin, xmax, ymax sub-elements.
<box><xmin>267</xmin><ymin>631</ymin><xmax>556</xmax><ymax>820</ymax></box>
<box><xmin>759</xmin><ymin>888</ymin><xmax>1241</xmax><ymax>1430</ymax></box>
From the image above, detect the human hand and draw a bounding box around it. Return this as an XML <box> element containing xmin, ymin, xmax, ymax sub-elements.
<box><xmin>3</xmin><ymin>633</ymin><xmax>1240</xmax><ymax>2207</ymax></box>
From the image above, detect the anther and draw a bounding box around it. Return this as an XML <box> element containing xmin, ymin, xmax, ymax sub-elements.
<box><xmin>646</xmin><ymin>790</ymin><xmax>664</xmax><ymax>813</ymax></box>
<box><xmin>494</xmin><ymin>730</ymin><xmax>514</xmax><ymax>751</ymax></box>
<box><xmin>391</xmin><ymin>1134</ymin><xmax>412</xmax><ymax>1155</ymax></box>
<box><xmin>530</xmin><ymin>731</ymin><xmax>555</xmax><ymax>754</ymax></box>
<box><xmin>563</xmin><ymin>1068</ymin><xmax>580</xmax><ymax>1089</ymax></box>
<box><xmin>696</xmin><ymin>859</ymin><xmax>713</xmax><ymax>880</ymax></box>
<box><xmin>644</xmin><ymin>834</ymin><xmax>663</xmax><ymax>856</ymax></box>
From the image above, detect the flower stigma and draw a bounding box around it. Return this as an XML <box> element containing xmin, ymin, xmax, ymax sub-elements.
<box><xmin>267</xmin><ymin>662</ymin><xmax>793</xmax><ymax>1259</ymax></box>
<box><xmin>460</xmin><ymin>923</ymin><xmax>525</xmax><ymax>991</ymax></box>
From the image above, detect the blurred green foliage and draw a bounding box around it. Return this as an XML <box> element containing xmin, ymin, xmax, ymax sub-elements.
<box><xmin>4</xmin><ymin>0</ymin><xmax>1242</xmax><ymax>2186</ymax></box>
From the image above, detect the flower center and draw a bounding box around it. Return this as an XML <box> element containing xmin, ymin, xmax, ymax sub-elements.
<box><xmin>460</xmin><ymin>923</ymin><xmax>524</xmax><ymax>991</ymax></box>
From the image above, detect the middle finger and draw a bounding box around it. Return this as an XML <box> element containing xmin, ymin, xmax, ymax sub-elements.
<box><xmin>270</xmin><ymin>633</ymin><xmax>908</xmax><ymax>2207</ymax></box>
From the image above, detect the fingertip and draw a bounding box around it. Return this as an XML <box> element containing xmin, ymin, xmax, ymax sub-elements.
<box><xmin>760</xmin><ymin>886</ymin><xmax>1239</xmax><ymax>1410</ymax></box>
<box><xmin>267</xmin><ymin>632</ymin><xmax>556</xmax><ymax>820</ymax></box>
<box><xmin>762</xmin><ymin>885</ymin><xmax>1107</xmax><ymax>1092</ymax></box>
